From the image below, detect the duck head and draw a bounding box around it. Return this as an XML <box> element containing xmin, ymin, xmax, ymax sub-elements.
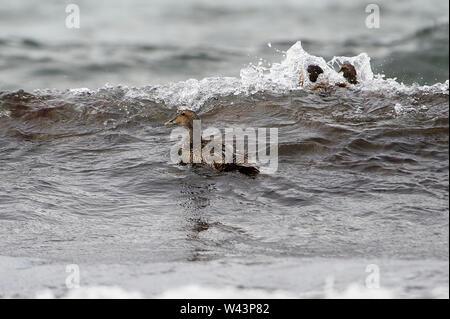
<box><xmin>307</xmin><ymin>65</ymin><xmax>324</xmax><ymax>83</ymax></box>
<box><xmin>164</xmin><ymin>110</ymin><xmax>199</xmax><ymax>129</ymax></box>
<box><xmin>338</xmin><ymin>63</ymin><xmax>358</xmax><ymax>84</ymax></box>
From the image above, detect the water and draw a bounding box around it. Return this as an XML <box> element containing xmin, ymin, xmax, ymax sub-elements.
<box><xmin>0</xmin><ymin>0</ymin><xmax>449</xmax><ymax>298</ymax></box>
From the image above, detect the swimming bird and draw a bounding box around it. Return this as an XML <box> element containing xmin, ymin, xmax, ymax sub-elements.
<box><xmin>164</xmin><ymin>110</ymin><xmax>259</xmax><ymax>176</ymax></box>
<box><xmin>307</xmin><ymin>65</ymin><xmax>324</xmax><ymax>83</ymax></box>
<box><xmin>339</xmin><ymin>63</ymin><xmax>358</xmax><ymax>84</ymax></box>
<box><xmin>307</xmin><ymin>63</ymin><xmax>358</xmax><ymax>91</ymax></box>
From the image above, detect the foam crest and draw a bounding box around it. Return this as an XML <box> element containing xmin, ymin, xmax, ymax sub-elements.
<box><xmin>5</xmin><ymin>41</ymin><xmax>446</xmax><ymax>115</ymax></box>
<box><xmin>127</xmin><ymin>41</ymin><xmax>447</xmax><ymax>110</ymax></box>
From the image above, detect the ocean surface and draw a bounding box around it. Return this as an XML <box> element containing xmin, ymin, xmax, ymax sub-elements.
<box><xmin>0</xmin><ymin>0</ymin><xmax>449</xmax><ymax>298</ymax></box>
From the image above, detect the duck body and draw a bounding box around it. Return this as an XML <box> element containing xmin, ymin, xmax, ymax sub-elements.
<box><xmin>165</xmin><ymin>110</ymin><xmax>259</xmax><ymax>177</ymax></box>
<box><xmin>338</xmin><ymin>63</ymin><xmax>358</xmax><ymax>84</ymax></box>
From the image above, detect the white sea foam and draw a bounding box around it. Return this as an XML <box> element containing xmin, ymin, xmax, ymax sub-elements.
<box><xmin>157</xmin><ymin>283</ymin><xmax>401</xmax><ymax>299</ymax></box>
<box><xmin>0</xmin><ymin>255</ymin><xmax>444</xmax><ymax>299</ymax></box>
<box><xmin>35</xmin><ymin>284</ymin><xmax>397</xmax><ymax>299</ymax></box>
<box><xmin>36</xmin><ymin>286</ymin><xmax>143</xmax><ymax>299</ymax></box>
<box><xmin>30</xmin><ymin>41</ymin><xmax>448</xmax><ymax>112</ymax></box>
<box><xmin>157</xmin><ymin>285</ymin><xmax>295</xmax><ymax>299</ymax></box>
<box><xmin>393</xmin><ymin>103</ymin><xmax>417</xmax><ymax>115</ymax></box>
<box><xmin>323</xmin><ymin>282</ymin><xmax>395</xmax><ymax>299</ymax></box>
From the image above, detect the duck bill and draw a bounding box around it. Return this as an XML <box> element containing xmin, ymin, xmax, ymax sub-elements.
<box><xmin>164</xmin><ymin>118</ymin><xmax>176</xmax><ymax>126</ymax></box>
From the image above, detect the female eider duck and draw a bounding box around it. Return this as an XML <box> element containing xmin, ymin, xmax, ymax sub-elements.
<box><xmin>164</xmin><ymin>110</ymin><xmax>259</xmax><ymax>177</ymax></box>
<box><xmin>338</xmin><ymin>63</ymin><xmax>358</xmax><ymax>85</ymax></box>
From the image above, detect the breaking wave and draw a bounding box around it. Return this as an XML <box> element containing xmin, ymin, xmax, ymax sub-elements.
<box><xmin>0</xmin><ymin>41</ymin><xmax>448</xmax><ymax>135</ymax></box>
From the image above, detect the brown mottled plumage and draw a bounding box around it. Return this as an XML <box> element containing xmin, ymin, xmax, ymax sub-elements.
<box><xmin>164</xmin><ymin>110</ymin><xmax>259</xmax><ymax>176</ymax></box>
<box><xmin>306</xmin><ymin>64</ymin><xmax>351</xmax><ymax>91</ymax></box>
<box><xmin>307</xmin><ymin>65</ymin><xmax>324</xmax><ymax>83</ymax></box>
<box><xmin>339</xmin><ymin>63</ymin><xmax>358</xmax><ymax>84</ymax></box>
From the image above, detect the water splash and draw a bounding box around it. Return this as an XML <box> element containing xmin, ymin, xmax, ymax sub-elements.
<box><xmin>116</xmin><ymin>41</ymin><xmax>449</xmax><ymax>109</ymax></box>
<box><xmin>2</xmin><ymin>41</ymin><xmax>448</xmax><ymax>116</ymax></box>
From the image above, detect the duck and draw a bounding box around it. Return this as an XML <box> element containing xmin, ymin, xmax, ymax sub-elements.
<box><xmin>305</xmin><ymin>63</ymin><xmax>358</xmax><ymax>91</ymax></box>
<box><xmin>164</xmin><ymin>110</ymin><xmax>259</xmax><ymax>177</ymax></box>
<box><xmin>307</xmin><ymin>65</ymin><xmax>324</xmax><ymax>83</ymax></box>
<box><xmin>338</xmin><ymin>63</ymin><xmax>358</xmax><ymax>84</ymax></box>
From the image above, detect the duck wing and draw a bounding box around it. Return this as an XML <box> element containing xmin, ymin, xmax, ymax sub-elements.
<box><xmin>201</xmin><ymin>138</ymin><xmax>259</xmax><ymax>176</ymax></box>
